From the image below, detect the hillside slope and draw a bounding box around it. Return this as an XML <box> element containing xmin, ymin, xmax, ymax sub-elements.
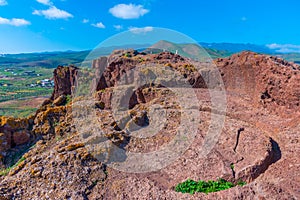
<box><xmin>0</xmin><ymin>50</ymin><xmax>299</xmax><ymax>199</ymax></box>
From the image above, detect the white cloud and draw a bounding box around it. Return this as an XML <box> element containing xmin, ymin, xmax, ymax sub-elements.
<box><xmin>36</xmin><ymin>0</ymin><xmax>52</xmax><ymax>5</ymax></box>
<box><xmin>129</xmin><ymin>26</ymin><xmax>153</xmax><ymax>34</ymax></box>
<box><xmin>0</xmin><ymin>0</ymin><xmax>7</xmax><ymax>6</ymax></box>
<box><xmin>0</xmin><ymin>17</ymin><xmax>31</xmax><ymax>26</ymax></box>
<box><xmin>33</xmin><ymin>6</ymin><xmax>73</xmax><ymax>19</ymax></box>
<box><xmin>92</xmin><ymin>22</ymin><xmax>105</xmax><ymax>29</ymax></box>
<box><xmin>109</xmin><ymin>4</ymin><xmax>149</xmax><ymax>19</ymax></box>
<box><xmin>0</xmin><ymin>17</ymin><xmax>9</xmax><ymax>24</ymax></box>
<box><xmin>266</xmin><ymin>43</ymin><xmax>300</xmax><ymax>53</ymax></box>
<box><xmin>10</xmin><ymin>18</ymin><xmax>31</xmax><ymax>26</ymax></box>
<box><xmin>82</xmin><ymin>19</ymin><xmax>89</xmax><ymax>23</ymax></box>
<box><xmin>114</xmin><ymin>24</ymin><xmax>123</xmax><ymax>30</ymax></box>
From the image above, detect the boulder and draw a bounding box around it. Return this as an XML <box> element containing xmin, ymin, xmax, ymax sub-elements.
<box><xmin>53</xmin><ymin>95</ymin><xmax>67</xmax><ymax>106</ymax></box>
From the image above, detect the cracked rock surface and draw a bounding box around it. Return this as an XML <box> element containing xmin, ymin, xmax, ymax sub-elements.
<box><xmin>0</xmin><ymin>50</ymin><xmax>299</xmax><ymax>199</ymax></box>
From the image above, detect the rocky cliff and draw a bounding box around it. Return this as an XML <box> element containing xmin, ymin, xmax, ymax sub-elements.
<box><xmin>0</xmin><ymin>50</ymin><xmax>299</xmax><ymax>199</ymax></box>
<box><xmin>51</xmin><ymin>65</ymin><xmax>78</xmax><ymax>100</ymax></box>
<box><xmin>0</xmin><ymin>66</ymin><xmax>78</xmax><ymax>170</ymax></box>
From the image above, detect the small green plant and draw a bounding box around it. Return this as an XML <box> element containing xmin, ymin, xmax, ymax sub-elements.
<box><xmin>29</xmin><ymin>144</ymin><xmax>36</xmax><ymax>150</ymax></box>
<box><xmin>65</xmin><ymin>95</ymin><xmax>72</xmax><ymax>105</ymax></box>
<box><xmin>55</xmin><ymin>136</ymin><xmax>62</xmax><ymax>141</ymax></box>
<box><xmin>230</xmin><ymin>163</ymin><xmax>234</xmax><ymax>170</ymax></box>
<box><xmin>92</xmin><ymin>180</ymin><xmax>98</xmax><ymax>186</ymax></box>
<box><xmin>99</xmin><ymin>88</ymin><xmax>106</xmax><ymax>93</ymax></box>
<box><xmin>0</xmin><ymin>167</ymin><xmax>11</xmax><ymax>176</ymax></box>
<box><xmin>0</xmin><ymin>156</ymin><xmax>26</xmax><ymax>176</ymax></box>
<box><xmin>53</xmin><ymin>121</ymin><xmax>60</xmax><ymax>127</ymax></box>
<box><xmin>124</xmin><ymin>53</ymin><xmax>131</xmax><ymax>58</ymax></box>
<box><xmin>175</xmin><ymin>178</ymin><xmax>246</xmax><ymax>194</ymax></box>
<box><xmin>237</xmin><ymin>180</ymin><xmax>246</xmax><ymax>186</ymax></box>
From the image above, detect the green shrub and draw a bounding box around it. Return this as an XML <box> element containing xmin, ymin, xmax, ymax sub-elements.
<box><xmin>175</xmin><ymin>178</ymin><xmax>246</xmax><ymax>194</ymax></box>
<box><xmin>0</xmin><ymin>156</ymin><xmax>26</xmax><ymax>176</ymax></box>
<box><xmin>124</xmin><ymin>53</ymin><xmax>131</xmax><ymax>58</ymax></box>
<box><xmin>237</xmin><ymin>180</ymin><xmax>246</xmax><ymax>186</ymax></box>
<box><xmin>65</xmin><ymin>95</ymin><xmax>72</xmax><ymax>105</ymax></box>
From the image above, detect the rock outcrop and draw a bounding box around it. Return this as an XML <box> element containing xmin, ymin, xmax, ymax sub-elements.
<box><xmin>0</xmin><ymin>51</ymin><xmax>299</xmax><ymax>199</ymax></box>
<box><xmin>93</xmin><ymin>49</ymin><xmax>211</xmax><ymax>110</ymax></box>
<box><xmin>51</xmin><ymin>65</ymin><xmax>78</xmax><ymax>100</ymax></box>
<box><xmin>216</xmin><ymin>51</ymin><xmax>300</xmax><ymax>115</ymax></box>
<box><xmin>0</xmin><ymin>116</ymin><xmax>34</xmax><ymax>168</ymax></box>
<box><xmin>0</xmin><ymin>66</ymin><xmax>76</xmax><ymax>169</ymax></box>
<box><xmin>93</xmin><ymin>49</ymin><xmax>208</xmax><ymax>91</ymax></box>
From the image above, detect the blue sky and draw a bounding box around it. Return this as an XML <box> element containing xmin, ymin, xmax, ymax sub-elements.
<box><xmin>0</xmin><ymin>0</ymin><xmax>300</xmax><ymax>53</ymax></box>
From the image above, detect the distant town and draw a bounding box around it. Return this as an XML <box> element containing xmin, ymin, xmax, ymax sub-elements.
<box><xmin>0</xmin><ymin>68</ymin><xmax>54</xmax><ymax>88</ymax></box>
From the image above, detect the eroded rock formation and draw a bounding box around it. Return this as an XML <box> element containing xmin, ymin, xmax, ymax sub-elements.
<box><xmin>216</xmin><ymin>51</ymin><xmax>300</xmax><ymax>115</ymax></box>
<box><xmin>0</xmin><ymin>51</ymin><xmax>299</xmax><ymax>199</ymax></box>
<box><xmin>51</xmin><ymin>65</ymin><xmax>78</xmax><ymax>100</ymax></box>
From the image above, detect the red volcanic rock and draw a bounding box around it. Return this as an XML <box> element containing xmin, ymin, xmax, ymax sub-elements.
<box><xmin>215</xmin><ymin>51</ymin><xmax>300</xmax><ymax>115</ymax></box>
<box><xmin>95</xmin><ymin>50</ymin><xmax>139</xmax><ymax>90</ymax></box>
<box><xmin>93</xmin><ymin>50</ymin><xmax>210</xmax><ymax>111</ymax></box>
<box><xmin>92</xmin><ymin>56</ymin><xmax>108</xmax><ymax>91</ymax></box>
<box><xmin>12</xmin><ymin>130</ymin><xmax>30</xmax><ymax>146</ymax></box>
<box><xmin>93</xmin><ymin>50</ymin><xmax>208</xmax><ymax>92</ymax></box>
<box><xmin>51</xmin><ymin>65</ymin><xmax>78</xmax><ymax>100</ymax></box>
<box><xmin>0</xmin><ymin>116</ymin><xmax>34</xmax><ymax>167</ymax></box>
<box><xmin>95</xmin><ymin>88</ymin><xmax>113</xmax><ymax>109</ymax></box>
<box><xmin>0</xmin><ymin>51</ymin><xmax>299</xmax><ymax>199</ymax></box>
<box><xmin>0</xmin><ymin>132</ymin><xmax>11</xmax><ymax>164</ymax></box>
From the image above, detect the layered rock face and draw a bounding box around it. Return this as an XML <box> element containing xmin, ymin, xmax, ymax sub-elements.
<box><xmin>0</xmin><ymin>51</ymin><xmax>299</xmax><ymax>200</ymax></box>
<box><xmin>93</xmin><ymin>49</ymin><xmax>213</xmax><ymax>110</ymax></box>
<box><xmin>51</xmin><ymin>65</ymin><xmax>78</xmax><ymax>100</ymax></box>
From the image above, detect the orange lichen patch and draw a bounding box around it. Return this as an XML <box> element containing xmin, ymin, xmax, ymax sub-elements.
<box><xmin>56</xmin><ymin>146</ymin><xmax>66</xmax><ymax>153</ymax></box>
<box><xmin>65</xmin><ymin>143</ymin><xmax>85</xmax><ymax>151</ymax></box>
<box><xmin>105</xmin><ymin>131</ymin><xmax>128</xmax><ymax>145</ymax></box>
<box><xmin>29</xmin><ymin>156</ymin><xmax>42</xmax><ymax>165</ymax></box>
<box><xmin>33</xmin><ymin>106</ymin><xmax>69</xmax><ymax>136</ymax></box>
<box><xmin>77</xmin><ymin>150</ymin><xmax>93</xmax><ymax>161</ymax></box>
<box><xmin>30</xmin><ymin>165</ymin><xmax>43</xmax><ymax>177</ymax></box>
<box><xmin>38</xmin><ymin>106</ymin><xmax>67</xmax><ymax>122</ymax></box>
<box><xmin>0</xmin><ymin>116</ymin><xmax>32</xmax><ymax>129</ymax></box>
<box><xmin>164</xmin><ymin>63</ymin><xmax>173</xmax><ymax>67</ymax></box>
<box><xmin>181</xmin><ymin>63</ymin><xmax>197</xmax><ymax>72</ymax></box>
<box><xmin>8</xmin><ymin>159</ymin><xmax>27</xmax><ymax>176</ymax></box>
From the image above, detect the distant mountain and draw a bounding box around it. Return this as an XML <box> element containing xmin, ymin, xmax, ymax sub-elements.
<box><xmin>0</xmin><ymin>51</ymin><xmax>90</xmax><ymax>68</ymax></box>
<box><xmin>150</xmin><ymin>40</ymin><xmax>232</xmax><ymax>60</ymax></box>
<box><xmin>1</xmin><ymin>42</ymin><xmax>299</xmax><ymax>68</ymax></box>
<box><xmin>0</xmin><ymin>44</ymin><xmax>150</xmax><ymax>68</ymax></box>
<box><xmin>199</xmin><ymin>42</ymin><xmax>274</xmax><ymax>54</ymax></box>
<box><xmin>279</xmin><ymin>53</ymin><xmax>300</xmax><ymax>64</ymax></box>
<box><xmin>199</xmin><ymin>42</ymin><xmax>300</xmax><ymax>63</ymax></box>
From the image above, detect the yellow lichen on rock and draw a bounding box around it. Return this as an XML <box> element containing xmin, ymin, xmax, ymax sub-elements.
<box><xmin>66</xmin><ymin>143</ymin><xmax>85</xmax><ymax>151</ymax></box>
